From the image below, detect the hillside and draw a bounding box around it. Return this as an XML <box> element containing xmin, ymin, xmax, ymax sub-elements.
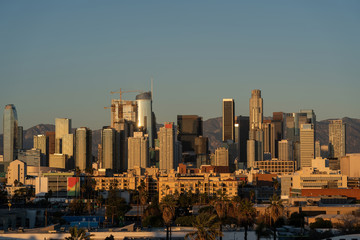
<box><xmin>0</xmin><ymin>117</ymin><xmax>359</xmax><ymax>157</ymax></box>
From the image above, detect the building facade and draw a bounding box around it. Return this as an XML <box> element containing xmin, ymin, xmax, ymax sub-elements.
<box><xmin>3</xmin><ymin>104</ymin><xmax>18</xmax><ymax>163</ymax></box>
<box><xmin>75</xmin><ymin>127</ymin><xmax>92</xmax><ymax>171</ymax></box>
<box><xmin>329</xmin><ymin>119</ymin><xmax>346</xmax><ymax>159</ymax></box>
<box><xmin>222</xmin><ymin>99</ymin><xmax>235</xmax><ymax>142</ymax></box>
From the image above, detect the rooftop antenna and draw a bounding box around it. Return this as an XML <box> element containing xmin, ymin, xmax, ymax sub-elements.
<box><xmin>151</xmin><ymin>76</ymin><xmax>154</xmax><ymax>100</ymax></box>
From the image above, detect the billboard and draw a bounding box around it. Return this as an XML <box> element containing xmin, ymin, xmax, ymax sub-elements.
<box><xmin>67</xmin><ymin>177</ymin><xmax>80</xmax><ymax>197</ymax></box>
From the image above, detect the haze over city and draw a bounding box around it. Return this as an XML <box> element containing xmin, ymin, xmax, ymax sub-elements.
<box><xmin>1</xmin><ymin>1</ymin><xmax>360</xmax><ymax>132</ymax></box>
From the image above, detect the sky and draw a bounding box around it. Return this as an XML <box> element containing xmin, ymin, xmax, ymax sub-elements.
<box><xmin>1</xmin><ymin>1</ymin><xmax>359</xmax><ymax>132</ymax></box>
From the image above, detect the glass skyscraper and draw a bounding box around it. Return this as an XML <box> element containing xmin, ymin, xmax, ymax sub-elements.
<box><xmin>3</xmin><ymin>104</ymin><xmax>18</xmax><ymax>162</ymax></box>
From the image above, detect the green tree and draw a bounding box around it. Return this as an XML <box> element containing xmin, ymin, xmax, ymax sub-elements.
<box><xmin>267</xmin><ymin>194</ymin><xmax>284</xmax><ymax>240</ymax></box>
<box><xmin>65</xmin><ymin>226</ymin><xmax>92</xmax><ymax>240</ymax></box>
<box><xmin>105</xmin><ymin>189</ymin><xmax>130</xmax><ymax>226</ymax></box>
<box><xmin>160</xmin><ymin>195</ymin><xmax>177</xmax><ymax>240</ymax></box>
<box><xmin>69</xmin><ymin>199</ymin><xmax>86</xmax><ymax>215</ymax></box>
<box><xmin>310</xmin><ymin>218</ymin><xmax>332</xmax><ymax>230</ymax></box>
<box><xmin>255</xmin><ymin>221</ymin><xmax>271</xmax><ymax>240</ymax></box>
<box><xmin>185</xmin><ymin>213</ymin><xmax>222</xmax><ymax>240</ymax></box>
<box><xmin>231</xmin><ymin>197</ymin><xmax>256</xmax><ymax>240</ymax></box>
<box><xmin>212</xmin><ymin>190</ymin><xmax>229</xmax><ymax>240</ymax></box>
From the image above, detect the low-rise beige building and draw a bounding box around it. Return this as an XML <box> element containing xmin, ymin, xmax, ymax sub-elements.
<box><xmin>255</xmin><ymin>158</ymin><xmax>295</xmax><ymax>175</ymax></box>
<box><xmin>341</xmin><ymin>154</ymin><xmax>360</xmax><ymax>178</ymax></box>
<box><xmin>7</xmin><ymin>160</ymin><xmax>27</xmax><ymax>186</ymax></box>
<box><xmin>158</xmin><ymin>170</ymin><xmax>239</xmax><ymax>201</ymax></box>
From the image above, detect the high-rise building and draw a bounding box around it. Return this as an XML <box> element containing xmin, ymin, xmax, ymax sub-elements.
<box><xmin>222</xmin><ymin>99</ymin><xmax>235</xmax><ymax>142</ymax></box>
<box><xmin>75</xmin><ymin>127</ymin><xmax>92</xmax><ymax>172</ymax></box>
<box><xmin>235</xmin><ymin>116</ymin><xmax>249</xmax><ymax>168</ymax></box>
<box><xmin>300</xmin><ymin>124</ymin><xmax>315</xmax><ymax>169</ymax></box>
<box><xmin>16</xmin><ymin>126</ymin><xmax>23</xmax><ymax>150</ymax></box>
<box><xmin>272</xmin><ymin>112</ymin><xmax>284</xmax><ymax>158</ymax></box>
<box><xmin>177</xmin><ymin>115</ymin><xmax>203</xmax><ymax>152</ymax></box>
<box><xmin>3</xmin><ymin>104</ymin><xmax>18</xmax><ymax>163</ymax></box>
<box><xmin>249</xmin><ymin>90</ymin><xmax>263</xmax><ymax>130</ymax></box>
<box><xmin>278</xmin><ymin>140</ymin><xmax>293</xmax><ymax>161</ymax></box>
<box><xmin>18</xmin><ymin>149</ymin><xmax>41</xmax><ymax>166</ymax></box>
<box><xmin>215</xmin><ymin>147</ymin><xmax>229</xmax><ymax>166</ymax></box>
<box><xmin>55</xmin><ymin>118</ymin><xmax>71</xmax><ymax>153</ymax></box>
<box><xmin>46</xmin><ymin>132</ymin><xmax>56</xmax><ymax>155</ymax></box>
<box><xmin>315</xmin><ymin>140</ymin><xmax>321</xmax><ymax>158</ymax></box>
<box><xmin>159</xmin><ymin>123</ymin><xmax>181</xmax><ymax>171</ymax></box>
<box><xmin>128</xmin><ymin>132</ymin><xmax>149</xmax><ymax>169</ymax></box>
<box><xmin>33</xmin><ymin>134</ymin><xmax>47</xmax><ymax>165</ymax></box>
<box><xmin>101</xmin><ymin>127</ymin><xmax>116</xmax><ymax>170</ymax></box>
<box><xmin>136</xmin><ymin>92</ymin><xmax>154</xmax><ymax>148</ymax></box>
<box><xmin>329</xmin><ymin>119</ymin><xmax>346</xmax><ymax>159</ymax></box>
<box><xmin>248</xmin><ymin>90</ymin><xmax>264</xmax><ymax>166</ymax></box>
<box><xmin>195</xmin><ymin>136</ymin><xmax>208</xmax><ymax>167</ymax></box>
<box><xmin>263</xmin><ymin>121</ymin><xmax>275</xmax><ymax>158</ymax></box>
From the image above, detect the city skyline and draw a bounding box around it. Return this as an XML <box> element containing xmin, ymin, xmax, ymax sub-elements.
<box><xmin>1</xmin><ymin>1</ymin><xmax>360</xmax><ymax>132</ymax></box>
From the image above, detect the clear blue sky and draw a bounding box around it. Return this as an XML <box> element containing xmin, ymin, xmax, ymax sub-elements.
<box><xmin>1</xmin><ymin>1</ymin><xmax>359</xmax><ymax>131</ymax></box>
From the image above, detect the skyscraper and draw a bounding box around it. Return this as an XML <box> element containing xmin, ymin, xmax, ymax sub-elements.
<box><xmin>300</xmin><ymin>124</ymin><xmax>314</xmax><ymax>168</ymax></box>
<box><xmin>249</xmin><ymin>90</ymin><xmax>263</xmax><ymax>130</ymax></box>
<box><xmin>136</xmin><ymin>92</ymin><xmax>154</xmax><ymax>148</ymax></box>
<box><xmin>263</xmin><ymin>121</ymin><xmax>275</xmax><ymax>158</ymax></box>
<box><xmin>101</xmin><ymin>127</ymin><xmax>115</xmax><ymax>169</ymax></box>
<box><xmin>55</xmin><ymin>118</ymin><xmax>71</xmax><ymax>153</ymax></box>
<box><xmin>215</xmin><ymin>147</ymin><xmax>229</xmax><ymax>166</ymax></box>
<box><xmin>278</xmin><ymin>140</ymin><xmax>293</xmax><ymax>161</ymax></box>
<box><xmin>159</xmin><ymin>123</ymin><xmax>181</xmax><ymax>171</ymax></box>
<box><xmin>222</xmin><ymin>99</ymin><xmax>235</xmax><ymax>142</ymax></box>
<box><xmin>248</xmin><ymin>90</ymin><xmax>264</xmax><ymax>167</ymax></box>
<box><xmin>235</xmin><ymin>116</ymin><xmax>249</xmax><ymax>168</ymax></box>
<box><xmin>3</xmin><ymin>104</ymin><xmax>18</xmax><ymax>163</ymax></box>
<box><xmin>128</xmin><ymin>132</ymin><xmax>149</xmax><ymax>169</ymax></box>
<box><xmin>329</xmin><ymin>119</ymin><xmax>346</xmax><ymax>159</ymax></box>
<box><xmin>177</xmin><ymin>115</ymin><xmax>203</xmax><ymax>152</ymax></box>
<box><xmin>34</xmin><ymin>134</ymin><xmax>48</xmax><ymax>166</ymax></box>
<box><xmin>75</xmin><ymin>127</ymin><xmax>92</xmax><ymax>171</ymax></box>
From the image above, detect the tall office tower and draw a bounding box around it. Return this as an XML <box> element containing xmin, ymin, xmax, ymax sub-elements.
<box><xmin>222</xmin><ymin>99</ymin><xmax>235</xmax><ymax>142</ymax></box>
<box><xmin>46</xmin><ymin>132</ymin><xmax>56</xmax><ymax>155</ymax></box>
<box><xmin>34</xmin><ymin>135</ymin><xmax>47</xmax><ymax>154</ymax></box>
<box><xmin>3</xmin><ymin>104</ymin><xmax>18</xmax><ymax>163</ymax></box>
<box><xmin>248</xmin><ymin>90</ymin><xmax>264</xmax><ymax>166</ymax></box>
<box><xmin>215</xmin><ymin>147</ymin><xmax>229</xmax><ymax>166</ymax></box>
<box><xmin>272</xmin><ymin>112</ymin><xmax>284</xmax><ymax>158</ymax></box>
<box><xmin>278</xmin><ymin>140</ymin><xmax>293</xmax><ymax>161</ymax></box>
<box><xmin>329</xmin><ymin>120</ymin><xmax>346</xmax><ymax>159</ymax></box>
<box><xmin>62</xmin><ymin>133</ymin><xmax>74</xmax><ymax>169</ymax></box>
<box><xmin>177</xmin><ymin>115</ymin><xmax>203</xmax><ymax>152</ymax></box>
<box><xmin>101</xmin><ymin>127</ymin><xmax>116</xmax><ymax>169</ymax></box>
<box><xmin>136</xmin><ymin>92</ymin><xmax>155</xmax><ymax>148</ymax></box>
<box><xmin>315</xmin><ymin>140</ymin><xmax>321</xmax><ymax>158</ymax></box>
<box><xmin>300</xmin><ymin>124</ymin><xmax>315</xmax><ymax>169</ymax></box>
<box><xmin>235</xmin><ymin>116</ymin><xmax>249</xmax><ymax>168</ymax></box>
<box><xmin>263</xmin><ymin>121</ymin><xmax>275</xmax><ymax>158</ymax></box>
<box><xmin>159</xmin><ymin>123</ymin><xmax>181</xmax><ymax>171</ymax></box>
<box><xmin>34</xmin><ymin>134</ymin><xmax>48</xmax><ymax>166</ymax></box>
<box><xmin>249</xmin><ymin>90</ymin><xmax>263</xmax><ymax>130</ymax></box>
<box><xmin>55</xmin><ymin>118</ymin><xmax>71</xmax><ymax>153</ymax></box>
<box><xmin>284</xmin><ymin>112</ymin><xmax>308</xmax><ymax>143</ymax></box>
<box><xmin>195</xmin><ymin>136</ymin><xmax>208</xmax><ymax>167</ymax></box>
<box><xmin>75</xmin><ymin>127</ymin><xmax>92</xmax><ymax>171</ymax></box>
<box><xmin>247</xmin><ymin>140</ymin><xmax>256</xmax><ymax>168</ymax></box>
<box><xmin>300</xmin><ymin>109</ymin><xmax>316</xmax><ymax>141</ymax></box>
<box><xmin>128</xmin><ymin>132</ymin><xmax>149</xmax><ymax>170</ymax></box>
<box><xmin>16</xmin><ymin>126</ymin><xmax>23</xmax><ymax>150</ymax></box>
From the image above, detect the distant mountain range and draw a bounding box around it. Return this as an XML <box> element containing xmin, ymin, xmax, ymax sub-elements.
<box><xmin>0</xmin><ymin>117</ymin><xmax>359</xmax><ymax>157</ymax></box>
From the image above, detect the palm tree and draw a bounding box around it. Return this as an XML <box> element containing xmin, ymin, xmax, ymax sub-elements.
<box><xmin>231</xmin><ymin>197</ymin><xmax>256</xmax><ymax>240</ymax></box>
<box><xmin>185</xmin><ymin>213</ymin><xmax>222</xmax><ymax>240</ymax></box>
<box><xmin>267</xmin><ymin>194</ymin><xmax>284</xmax><ymax>240</ymax></box>
<box><xmin>255</xmin><ymin>221</ymin><xmax>271</xmax><ymax>240</ymax></box>
<box><xmin>211</xmin><ymin>190</ymin><xmax>229</xmax><ymax>240</ymax></box>
<box><xmin>65</xmin><ymin>226</ymin><xmax>92</xmax><ymax>240</ymax></box>
<box><xmin>160</xmin><ymin>195</ymin><xmax>177</xmax><ymax>240</ymax></box>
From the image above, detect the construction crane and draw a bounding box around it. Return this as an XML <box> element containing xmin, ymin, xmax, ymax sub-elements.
<box><xmin>110</xmin><ymin>88</ymin><xmax>144</xmax><ymax>102</ymax></box>
<box><xmin>104</xmin><ymin>88</ymin><xmax>144</xmax><ymax>122</ymax></box>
